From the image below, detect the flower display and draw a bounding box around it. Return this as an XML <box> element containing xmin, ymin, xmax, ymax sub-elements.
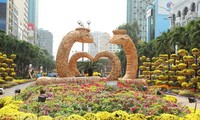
<box><xmin>68</xmin><ymin>114</ymin><xmax>86</xmax><ymax>120</ymax></box>
<box><xmin>38</xmin><ymin>115</ymin><xmax>52</xmax><ymax>120</ymax></box>
<box><xmin>109</xmin><ymin>110</ymin><xmax>128</xmax><ymax>120</ymax></box>
<box><xmin>96</xmin><ymin>111</ymin><xmax>110</xmax><ymax>120</ymax></box>
<box><xmin>8</xmin><ymin>79</ymin><xmax>189</xmax><ymax>119</ymax></box>
<box><xmin>128</xmin><ymin>113</ymin><xmax>146</xmax><ymax>120</ymax></box>
<box><xmin>83</xmin><ymin>113</ymin><xmax>100</xmax><ymax>120</ymax></box>
<box><xmin>163</xmin><ymin>95</ymin><xmax>177</xmax><ymax>103</ymax></box>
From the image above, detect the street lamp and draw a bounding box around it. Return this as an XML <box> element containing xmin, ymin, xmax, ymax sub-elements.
<box><xmin>37</xmin><ymin>95</ymin><xmax>46</xmax><ymax>116</ymax></box>
<box><xmin>188</xmin><ymin>97</ymin><xmax>198</xmax><ymax>113</ymax></box>
<box><xmin>77</xmin><ymin>20</ymin><xmax>91</xmax><ymax>62</ymax></box>
<box><xmin>14</xmin><ymin>89</ymin><xmax>21</xmax><ymax>100</ymax></box>
<box><xmin>87</xmin><ymin>20</ymin><xmax>91</xmax><ymax>28</ymax></box>
<box><xmin>147</xmin><ymin>2</ymin><xmax>174</xmax><ymax>28</ymax></box>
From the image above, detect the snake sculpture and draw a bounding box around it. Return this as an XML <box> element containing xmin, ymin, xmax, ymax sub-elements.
<box><xmin>109</xmin><ymin>29</ymin><xmax>138</xmax><ymax>79</ymax></box>
<box><xmin>56</xmin><ymin>28</ymin><xmax>94</xmax><ymax>77</ymax></box>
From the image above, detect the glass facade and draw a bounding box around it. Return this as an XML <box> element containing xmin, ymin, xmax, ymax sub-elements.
<box><xmin>0</xmin><ymin>1</ymin><xmax>6</xmax><ymax>31</ymax></box>
<box><xmin>28</xmin><ymin>0</ymin><xmax>38</xmax><ymax>28</ymax></box>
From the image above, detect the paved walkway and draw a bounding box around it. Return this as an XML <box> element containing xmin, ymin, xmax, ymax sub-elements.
<box><xmin>0</xmin><ymin>82</ymin><xmax>199</xmax><ymax>110</ymax></box>
<box><xmin>176</xmin><ymin>95</ymin><xmax>200</xmax><ymax>110</ymax></box>
<box><xmin>0</xmin><ymin>81</ymin><xmax>35</xmax><ymax>98</ymax></box>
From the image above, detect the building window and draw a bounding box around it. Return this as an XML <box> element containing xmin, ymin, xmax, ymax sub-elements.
<box><xmin>190</xmin><ymin>2</ymin><xmax>195</xmax><ymax>12</ymax></box>
<box><xmin>177</xmin><ymin>11</ymin><xmax>181</xmax><ymax>17</ymax></box>
<box><xmin>183</xmin><ymin>7</ymin><xmax>188</xmax><ymax>16</ymax></box>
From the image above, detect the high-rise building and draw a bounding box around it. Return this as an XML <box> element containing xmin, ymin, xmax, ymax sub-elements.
<box><xmin>0</xmin><ymin>0</ymin><xmax>38</xmax><ymax>44</ymax></box>
<box><xmin>89</xmin><ymin>31</ymin><xmax>101</xmax><ymax>57</ymax></box>
<box><xmin>89</xmin><ymin>32</ymin><xmax>120</xmax><ymax>57</ymax></box>
<box><xmin>12</xmin><ymin>3</ymin><xmax>18</xmax><ymax>37</ymax></box>
<box><xmin>0</xmin><ymin>0</ymin><xmax>7</xmax><ymax>32</ymax></box>
<box><xmin>88</xmin><ymin>31</ymin><xmax>120</xmax><ymax>75</ymax></box>
<box><xmin>127</xmin><ymin>0</ymin><xmax>154</xmax><ymax>41</ymax></box>
<box><xmin>0</xmin><ymin>0</ymin><xmax>17</xmax><ymax>35</ymax></box>
<box><xmin>28</xmin><ymin>0</ymin><xmax>39</xmax><ymax>45</ymax></box>
<box><xmin>38</xmin><ymin>28</ymin><xmax>53</xmax><ymax>55</ymax></box>
<box><xmin>99</xmin><ymin>32</ymin><xmax>120</xmax><ymax>53</ymax></box>
<box><xmin>172</xmin><ymin>0</ymin><xmax>200</xmax><ymax>27</ymax></box>
<box><xmin>14</xmin><ymin>0</ymin><xmax>29</xmax><ymax>41</ymax></box>
<box><xmin>98</xmin><ymin>32</ymin><xmax>110</xmax><ymax>53</ymax></box>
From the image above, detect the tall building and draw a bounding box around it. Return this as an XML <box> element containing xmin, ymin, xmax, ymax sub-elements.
<box><xmin>98</xmin><ymin>32</ymin><xmax>110</xmax><ymax>53</ymax></box>
<box><xmin>12</xmin><ymin>3</ymin><xmax>18</xmax><ymax>37</ymax></box>
<box><xmin>0</xmin><ymin>0</ymin><xmax>16</xmax><ymax>35</ymax></box>
<box><xmin>172</xmin><ymin>0</ymin><xmax>200</xmax><ymax>27</ymax></box>
<box><xmin>99</xmin><ymin>32</ymin><xmax>120</xmax><ymax>53</ymax></box>
<box><xmin>0</xmin><ymin>0</ymin><xmax>39</xmax><ymax>44</ymax></box>
<box><xmin>146</xmin><ymin>0</ymin><xmax>180</xmax><ymax>42</ymax></box>
<box><xmin>38</xmin><ymin>28</ymin><xmax>53</xmax><ymax>55</ymax></box>
<box><xmin>89</xmin><ymin>31</ymin><xmax>102</xmax><ymax>57</ymax></box>
<box><xmin>14</xmin><ymin>0</ymin><xmax>29</xmax><ymax>41</ymax></box>
<box><xmin>127</xmin><ymin>0</ymin><xmax>154</xmax><ymax>41</ymax></box>
<box><xmin>89</xmin><ymin>32</ymin><xmax>120</xmax><ymax>57</ymax></box>
<box><xmin>0</xmin><ymin>0</ymin><xmax>7</xmax><ymax>31</ymax></box>
<box><xmin>89</xmin><ymin>31</ymin><xmax>120</xmax><ymax>75</ymax></box>
<box><xmin>27</xmin><ymin>0</ymin><xmax>39</xmax><ymax>45</ymax></box>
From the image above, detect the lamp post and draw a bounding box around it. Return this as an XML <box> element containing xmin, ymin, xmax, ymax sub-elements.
<box><xmin>147</xmin><ymin>2</ymin><xmax>175</xmax><ymax>28</ymax></box>
<box><xmin>77</xmin><ymin>20</ymin><xmax>91</xmax><ymax>62</ymax></box>
<box><xmin>188</xmin><ymin>97</ymin><xmax>198</xmax><ymax>113</ymax></box>
<box><xmin>14</xmin><ymin>89</ymin><xmax>21</xmax><ymax>100</ymax></box>
<box><xmin>37</xmin><ymin>95</ymin><xmax>46</xmax><ymax>116</ymax></box>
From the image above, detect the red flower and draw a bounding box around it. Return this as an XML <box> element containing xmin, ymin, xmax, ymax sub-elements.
<box><xmin>131</xmin><ymin>107</ymin><xmax>137</xmax><ymax>112</ymax></box>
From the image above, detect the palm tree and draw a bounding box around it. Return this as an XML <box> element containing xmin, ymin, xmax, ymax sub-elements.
<box><xmin>179</xmin><ymin>30</ymin><xmax>191</xmax><ymax>51</ymax></box>
<box><xmin>155</xmin><ymin>31</ymin><xmax>173</xmax><ymax>55</ymax></box>
<box><xmin>169</xmin><ymin>26</ymin><xmax>185</xmax><ymax>53</ymax></box>
<box><xmin>189</xmin><ymin>20</ymin><xmax>200</xmax><ymax>49</ymax></box>
<box><xmin>77</xmin><ymin>60</ymin><xmax>104</xmax><ymax>76</ymax></box>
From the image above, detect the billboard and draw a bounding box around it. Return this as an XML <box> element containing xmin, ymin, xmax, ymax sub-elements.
<box><xmin>0</xmin><ymin>2</ymin><xmax>6</xmax><ymax>31</ymax></box>
<box><xmin>28</xmin><ymin>23</ymin><xmax>35</xmax><ymax>30</ymax></box>
<box><xmin>158</xmin><ymin>0</ymin><xmax>179</xmax><ymax>14</ymax></box>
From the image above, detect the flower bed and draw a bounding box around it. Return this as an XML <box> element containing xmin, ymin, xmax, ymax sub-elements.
<box><xmin>0</xmin><ymin>79</ymin><xmax>199</xmax><ymax>119</ymax></box>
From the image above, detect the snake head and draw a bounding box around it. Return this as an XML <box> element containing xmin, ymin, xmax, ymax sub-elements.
<box><xmin>76</xmin><ymin>28</ymin><xmax>94</xmax><ymax>43</ymax></box>
<box><xmin>109</xmin><ymin>29</ymin><xmax>130</xmax><ymax>46</ymax></box>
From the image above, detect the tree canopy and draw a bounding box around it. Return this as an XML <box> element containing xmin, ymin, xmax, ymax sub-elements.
<box><xmin>0</xmin><ymin>31</ymin><xmax>55</xmax><ymax>78</ymax></box>
<box><xmin>138</xmin><ymin>19</ymin><xmax>200</xmax><ymax>58</ymax></box>
<box><xmin>115</xmin><ymin>19</ymin><xmax>200</xmax><ymax>76</ymax></box>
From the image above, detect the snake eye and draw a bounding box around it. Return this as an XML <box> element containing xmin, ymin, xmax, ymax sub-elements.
<box><xmin>121</xmin><ymin>38</ymin><xmax>125</xmax><ymax>40</ymax></box>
